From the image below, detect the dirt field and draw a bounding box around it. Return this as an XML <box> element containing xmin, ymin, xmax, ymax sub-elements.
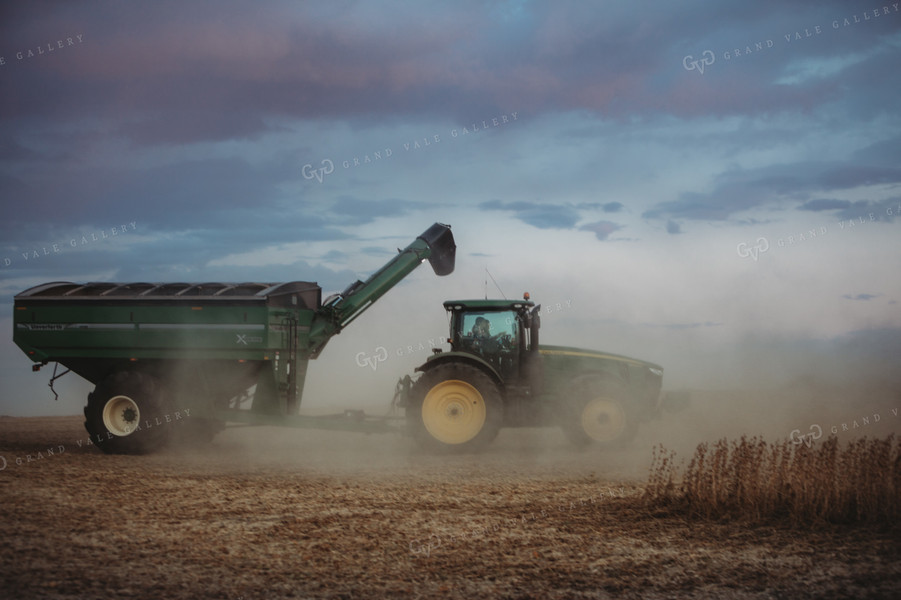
<box><xmin>1</xmin><ymin>396</ymin><xmax>899</xmax><ymax>599</ymax></box>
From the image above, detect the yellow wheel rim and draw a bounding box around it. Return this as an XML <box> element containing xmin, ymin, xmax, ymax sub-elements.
<box><xmin>102</xmin><ymin>395</ymin><xmax>140</xmax><ymax>437</ymax></box>
<box><xmin>422</xmin><ymin>380</ymin><xmax>487</xmax><ymax>445</ymax></box>
<box><xmin>580</xmin><ymin>397</ymin><xmax>626</xmax><ymax>443</ymax></box>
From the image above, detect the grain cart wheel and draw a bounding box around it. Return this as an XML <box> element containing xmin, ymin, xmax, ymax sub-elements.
<box><xmin>84</xmin><ymin>371</ymin><xmax>173</xmax><ymax>454</ymax></box>
<box><xmin>561</xmin><ymin>376</ymin><xmax>637</xmax><ymax>449</ymax></box>
<box><xmin>407</xmin><ymin>363</ymin><xmax>503</xmax><ymax>453</ymax></box>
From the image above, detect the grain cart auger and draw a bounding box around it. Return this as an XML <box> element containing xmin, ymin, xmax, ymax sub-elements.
<box><xmin>13</xmin><ymin>223</ymin><xmax>456</xmax><ymax>454</ymax></box>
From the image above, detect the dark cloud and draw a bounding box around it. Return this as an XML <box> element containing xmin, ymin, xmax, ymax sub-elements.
<box><xmin>835</xmin><ymin>197</ymin><xmax>901</xmax><ymax>222</ymax></box>
<box><xmin>842</xmin><ymin>293</ymin><xmax>880</xmax><ymax>301</ymax></box>
<box><xmin>2</xmin><ymin>0</ymin><xmax>896</xmax><ymax>146</ymax></box>
<box><xmin>479</xmin><ymin>200</ymin><xmax>581</xmax><ymax>229</ymax></box>
<box><xmin>851</xmin><ymin>135</ymin><xmax>901</xmax><ymax>166</ymax></box>
<box><xmin>643</xmin><ymin>190</ymin><xmax>750</xmax><ymax>221</ymax></box>
<box><xmin>1</xmin><ymin>157</ymin><xmax>284</xmax><ymax>232</ymax></box>
<box><xmin>115</xmin><ymin>112</ymin><xmax>280</xmax><ymax>146</ymax></box>
<box><xmin>642</xmin><ymin>163</ymin><xmax>818</xmax><ymax>221</ymax></box>
<box><xmin>321</xmin><ymin>250</ymin><xmax>349</xmax><ymax>262</ymax></box>
<box><xmin>603</xmin><ymin>202</ymin><xmax>624</xmax><ymax>213</ymax></box>
<box><xmin>645</xmin><ymin>159</ymin><xmax>901</xmax><ymax>223</ymax></box>
<box><xmin>666</xmin><ymin>219</ymin><xmax>682</xmax><ymax>234</ymax></box>
<box><xmin>359</xmin><ymin>247</ymin><xmax>393</xmax><ymax>256</ymax></box>
<box><xmin>579</xmin><ymin>220</ymin><xmax>623</xmax><ymax>241</ymax></box>
<box><xmin>817</xmin><ymin>165</ymin><xmax>901</xmax><ymax>190</ymax></box>
<box><xmin>798</xmin><ymin>199</ymin><xmax>851</xmax><ymax>211</ymax></box>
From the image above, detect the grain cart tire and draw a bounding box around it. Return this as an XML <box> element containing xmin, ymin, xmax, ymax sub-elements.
<box><xmin>408</xmin><ymin>363</ymin><xmax>503</xmax><ymax>453</ymax></box>
<box><xmin>561</xmin><ymin>376</ymin><xmax>637</xmax><ymax>449</ymax></box>
<box><xmin>84</xmin><ymin>371</ymin><xmax>173</xmax><ymax>454</ymax></box>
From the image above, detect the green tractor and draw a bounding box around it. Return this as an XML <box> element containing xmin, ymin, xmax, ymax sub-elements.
<box><xmin>399</xmin><ymin>294</ymin><xmax>686</xmax><ymax>452</ymax></box>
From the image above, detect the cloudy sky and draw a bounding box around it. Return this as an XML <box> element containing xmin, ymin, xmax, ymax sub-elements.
<box><xmin>1</xmin><ymin>1</ymin><xmax>899</xmax><ymax>416</ymax></box>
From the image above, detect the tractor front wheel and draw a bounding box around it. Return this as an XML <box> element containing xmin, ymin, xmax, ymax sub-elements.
<box><xmin>407</xmin><ymin>363</ymin><xmax>503</xmax><ymax>453</ymax></box>
<box><xmin>561</xmin><ymin>376</ymin><xmax>637</xmax><ymax>449</ymax></box>
<box><xmin>84</xmin><ymin>371</ymin><xmax>174</xmax><ymax>454</ymax></box>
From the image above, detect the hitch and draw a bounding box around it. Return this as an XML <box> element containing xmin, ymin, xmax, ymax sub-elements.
<box><xmin>47</xmin><ymin>362</ymin><xmax>71</xmax><ymax>401</ymax></box>
<box><xmin>392</xmin><ymin>375</ymin><xmax>413</xmax><ymax>412</ymax></box>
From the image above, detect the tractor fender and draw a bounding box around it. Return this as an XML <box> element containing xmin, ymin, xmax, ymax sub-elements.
<box><xmin>414</xmin><ymin>351</ymin><xmax>503</xmax><ymax>388</ymax></box>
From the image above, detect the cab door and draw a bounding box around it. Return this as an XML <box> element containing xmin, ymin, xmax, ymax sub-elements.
<box><xmin>455</xmin><ymin>310</ymin><xmax>520</xmax><ymax>379</ymax></box>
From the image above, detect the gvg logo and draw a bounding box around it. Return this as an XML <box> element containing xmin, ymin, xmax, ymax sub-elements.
<box><xmin>736</xmin><ymin>237</ymin><xmax>770</xmax><ymax>261</ymax></box>
<box><xmin>356</xmin><ymin>346</ymin><xmax>388</xmax><ymax>371</ymax></box>
<box><xmin>789</xmin><ymin>408</ymin><xmax>896</xmax><ymax>447</ymax></box>
<box><xmin>682</xmin><ymin>50</ymin><xmax>715</xmax><ymax>74</ymax></box>
<box><xmin>302</xmin><ymin>159</ymin><xmax>334</xmax><ymax>183</ymax></box>
<box><xmin>789</xmin><ymin>424</ymin><xmax>823</xmax><ymax>448</ymax></box>
<box><xmin>355</xmin><ymin>335</ymin><xmax>447</xmax><ymax>371</ymax></box>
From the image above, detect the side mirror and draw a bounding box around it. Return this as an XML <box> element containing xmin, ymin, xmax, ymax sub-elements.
<box><xmin>530</xmin><ymin>305</ymin><xmax>541</xmax><ymax>350</ymax></box>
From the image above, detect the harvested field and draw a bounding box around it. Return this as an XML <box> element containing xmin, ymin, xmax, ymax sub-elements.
<box><xmin>1</xmin><ymin>405</ymin><xmax>899</xmax><ymax>599</ymax></box>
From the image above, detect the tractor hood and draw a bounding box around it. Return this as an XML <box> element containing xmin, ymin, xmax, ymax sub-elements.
<box><xmin>538</xmin><ymin>344</ymin><xmax>664</xmax><ymax>372</ymax></box>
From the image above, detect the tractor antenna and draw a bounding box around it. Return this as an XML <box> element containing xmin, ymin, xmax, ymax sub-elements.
<box><xmin>485</xmin><ymin>268</ymin><xmax>507</xmax><ymax>300</ymax></box>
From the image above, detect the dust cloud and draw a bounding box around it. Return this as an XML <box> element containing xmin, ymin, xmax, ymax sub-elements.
<box><xmin>163</xmin><ymin>325</ymin><xmax>901</xmax><ymax>487</ymax></box>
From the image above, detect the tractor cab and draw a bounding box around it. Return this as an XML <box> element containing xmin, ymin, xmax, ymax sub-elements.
<box><xmin>443</xmin><ymin>294</ymin><xmax>541</xmax><ymax>381</ymax></box>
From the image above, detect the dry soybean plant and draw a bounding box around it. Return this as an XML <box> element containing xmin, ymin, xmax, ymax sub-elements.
<box><xmin>644</xmin><ymin>435</ymin><xmax>900</xmax><ymax>527</ymax></box>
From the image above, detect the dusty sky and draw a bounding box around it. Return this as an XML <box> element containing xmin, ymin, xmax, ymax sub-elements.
<box><xmin>1</xmin><ymin>1</ymin><xmax>899</xmax><ymax>416</ymax></box>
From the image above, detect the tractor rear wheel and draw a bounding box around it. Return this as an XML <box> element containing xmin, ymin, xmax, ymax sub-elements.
<box><xmin>84</xmin><ymin>371</ymin><xmax>173</xmax><ymax>454</ymax></box>
<box><xmin>561</xmin><ymin>376</ymin><xmax>636</xmax><ymax>449</ymax></box>
<box><xmin>407</xmin><ymin>363</ymin><xmax>503</xmax><ymax>453</ymax></box>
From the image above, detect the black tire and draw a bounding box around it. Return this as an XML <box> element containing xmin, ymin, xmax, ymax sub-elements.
<box><xmin>83</xmin><ymin>371</ymin><xmax>174</xmax><ymax>455</ymax></box>
<box><xmin>560</xmin><ymin>376</ymin><xmax>637</xmax><ymax>449</ymax></box>
<box><xmin>406</xmin><ymin>362</ymin><xmax>503</xmax><ymax>453</ymax></box>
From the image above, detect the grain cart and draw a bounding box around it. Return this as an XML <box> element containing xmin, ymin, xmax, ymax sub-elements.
<box><xmin>398</xmin><ymin>294</ymin><xmax>688</xmax><ymax>452</ymax></box>
<box><xmin>13</xmin><ymin>223</ymin><xmax>456</xmax><ymax>454</ymax></box>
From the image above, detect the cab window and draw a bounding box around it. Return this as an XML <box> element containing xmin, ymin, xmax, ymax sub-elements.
<box><xmin>459</xmin><ymin>311</ymin><xmax>517</xmax><ymax>343</ymax></box>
